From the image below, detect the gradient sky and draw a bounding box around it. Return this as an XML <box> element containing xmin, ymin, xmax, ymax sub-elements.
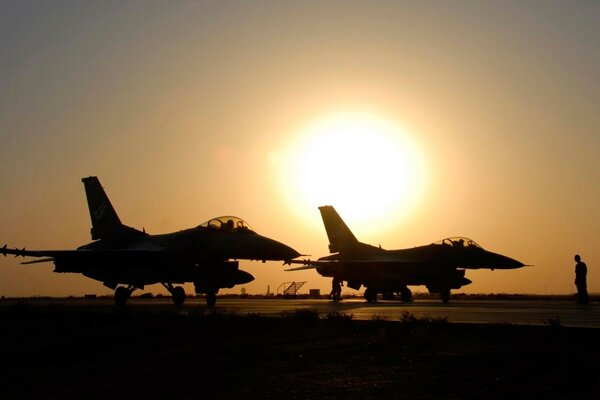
<box><xmin>1</xmin><ymin>1</ymin><xmax>598</xmax><ymax>297</ymax></box>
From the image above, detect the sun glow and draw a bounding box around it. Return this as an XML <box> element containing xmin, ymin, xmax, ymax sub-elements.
<box><xmin>277</xmin><ymin>112</ymin><xmax>427</xmax><ymax>234</ymax></box>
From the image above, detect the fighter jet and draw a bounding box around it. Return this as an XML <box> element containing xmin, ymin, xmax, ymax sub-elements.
<box><xmin>287</xmin><ymin>206</ymin><xmax>525</xmax><ymax>302</ymax></box>
<box><xmin>1</xmin><ymin>176</ymin><xmax>300</xmax><ymax>306</ymax></box>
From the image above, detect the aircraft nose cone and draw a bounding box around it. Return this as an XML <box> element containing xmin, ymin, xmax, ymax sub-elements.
<box><xmin>272</xmin><ymin>240</ymin><xmax>301</xmax><ymax>261</ymax></box>
<box><xmin>253</xmin><ymin>235</ymin><xmax>301</xmax><ymax>261</ymax></box>
<box><xmin>494</xmin><ymin>253</ymin><xmax>526</xmax><ymax>269</ymax></box>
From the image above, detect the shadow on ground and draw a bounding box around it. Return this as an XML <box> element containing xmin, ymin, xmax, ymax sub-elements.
<box><xmin>0</xmin><ymin>302</ymin><xmax>597</xmax><ymax>399</ymax></box>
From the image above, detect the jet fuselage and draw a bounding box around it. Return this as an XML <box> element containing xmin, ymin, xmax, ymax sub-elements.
<box><xmin>2</xmin><ymin>177</ymin><xmax>300</xmax><ymax>306</ymax></box>
<box><xmin>289</xmin><ymin>206</ymin><xmax>525</xmax><ymax>302</ymax></box>
<box><xmin>63</xmin><ymin>222</ymin><xmax>299</xmax><ymax>289</ymax></box>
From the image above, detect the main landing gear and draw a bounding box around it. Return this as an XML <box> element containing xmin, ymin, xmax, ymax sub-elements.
<box><xmin>364</xmin><ymin>287</ymin><xmax>377</xmax><ymax>303</ymax></box>
<box><xmin>114</xmin><ymin>285</ymin><xmax>136</xmax><ymax>306</ymax></box>
<box><xmin>399</xmin><ymin>287</ymin><xmax>413</xmax><ymax>302</ymax></box>
<box><xmin>205</xmin><ymin>292</ymin><xmax>217</xmax><ymax>306</ymax></box>
<box><xmin>162</xmin><ymin>283</ymin><xmax>186</xmax><ymax>305</ymax></box>
<box><xmin>192</xmin><ymin>282</ymin><xmax>219</xmax><ymax>306</ymax></box>
<box><xmin>364</xmin><ymin>287</ymin><xmax>413</xmax><ymax>303</ymax></box>
<box><xmin>113</xmin><ymin>284</ymin><xmax>187</xmax><ymax>306</ymax></box>
<box><xmin>425</xmin><ymin>285</ymin><xmax>452</xmax><ymax>303</ymax></box>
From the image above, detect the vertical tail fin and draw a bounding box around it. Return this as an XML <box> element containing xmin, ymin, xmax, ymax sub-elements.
<box><xmin>318</xmin><ymin>206</ymin><xmax>359</xmax><ymax>253</ymax></box>
<box><xmin>82</xmin><ymin>177</ymin><xmax>140</xmax><ymax>240</ymax></box>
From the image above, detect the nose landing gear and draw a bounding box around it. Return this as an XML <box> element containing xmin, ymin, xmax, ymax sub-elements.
<box><xmin>441</xmin><ymin>289</ymin><xmax>451</xmax><ymax>303</ymax></box>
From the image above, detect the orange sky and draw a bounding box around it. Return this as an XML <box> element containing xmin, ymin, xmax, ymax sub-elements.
<box><xmin>1</xmin><ymin>1</ymin><xmax>598</xmax><ymax>297</ymax></box>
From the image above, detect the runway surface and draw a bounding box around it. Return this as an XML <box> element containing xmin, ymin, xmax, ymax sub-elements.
<box><xmin>4</xmin><ymin>297</ymin><xmax>598</xmax><ymax>328</ymax></box>
<box><xmin>207</xmin><ymin>298</ymin><xmax>600</xmax><ymax>328</ymax></box>
<box><xmin>197</xmin><ymin>297</ymin><xmax>600</xmax><ymax>327</ymax></box>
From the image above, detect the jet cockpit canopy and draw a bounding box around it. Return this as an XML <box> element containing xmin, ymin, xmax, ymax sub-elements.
<box><xmin>434</xmin><ymin>237</ymin><xmax>482</xmax><ymax>249</ymax></box>
<box><xmin>199</xmin><ymin>216</ymin><xmax>255</xmax><ymax>233</ymax></box>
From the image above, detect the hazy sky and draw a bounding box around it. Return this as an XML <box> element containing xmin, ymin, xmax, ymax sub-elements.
<box><xmin>1</xmin><ymin>1</ymin><xmax>598</xmax><ymax>297</ymax></box>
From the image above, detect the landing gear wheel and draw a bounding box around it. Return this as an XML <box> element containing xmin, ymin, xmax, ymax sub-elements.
<box><xmin>400</xmin><ymin>288</ymin><xmax>413</xmax><ymax>302</ymax></box>
<box><xmin>441</xmin><ymin>289</ymin><xmax>451</xmax><ymax>303</ymax></box>
<box><xmin>206</xmin><ymin>292</ymin><xmax>217</xmax><ymax>306</ymax></box>
<box><xmin>364</xmin><ymin>288</ymin><xmax>377</xmax><ymax>303</ymax></box>
<box><xmin>171</xmin><ymin>286</ymin><xmax>186</xmax><ymax>305</ymax></box>
<box><xmin>114</xmin><ymin>286</ymin><xmax>130</xmax><ymax>306</ymax></box>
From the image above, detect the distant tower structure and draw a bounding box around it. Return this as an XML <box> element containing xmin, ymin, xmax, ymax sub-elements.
<box><xmin>266</xmin><ymin>285</ymin><xmax>271</xmax><ymax>296</ymax></box>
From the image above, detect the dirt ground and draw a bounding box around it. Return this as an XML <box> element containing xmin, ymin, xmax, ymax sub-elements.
<box><xmin>0</xmin><ymin>302</ymin><xmax>598</xmax><ymax>400</ymax></box>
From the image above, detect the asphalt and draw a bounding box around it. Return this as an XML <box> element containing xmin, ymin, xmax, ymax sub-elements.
<box><xmin>2</xmin><ymin>296</ymin><xmax>598</xmax><ymax>327</ymax></box>
<box><xmin>1</xmin><ymin>297</ymin><xmax>599</xmax><ymax>399</ymax></box>
<box><xmin>212</xmin><ymin>297</ymin><xmax>600</xmax><ymax>327</ymax></box>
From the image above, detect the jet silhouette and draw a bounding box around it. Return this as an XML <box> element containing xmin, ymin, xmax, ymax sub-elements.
<box><xmin>2</xmin><ymin>177</ymin><xmax>300</xmax><ymax>305</ymax></box>
<box><xmin>287</xmin><ymin>206</ymin><xmax>525</xmax><ymax>302</ymax></box>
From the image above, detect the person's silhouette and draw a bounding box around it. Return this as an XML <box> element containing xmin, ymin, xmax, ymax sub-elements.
<box><xmin>574</xmin><ymin>254</ymin><xmax>588</xmax><ymax>304</ymax></box>
<box><xmin>330</xmin><ymin>277</ymin><xmax>342</xmax><ymax>301</ymax></box>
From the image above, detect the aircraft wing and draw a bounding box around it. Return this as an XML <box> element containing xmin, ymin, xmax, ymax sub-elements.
<box><xmin>1</xmin><ymin>245</ymin><xmax>227</xmax><ymax>266</ymax></box>
<box><xmin>285</xmin><ymin>258</ymin><xmax>424</xmax><ymax>269</ymax></box>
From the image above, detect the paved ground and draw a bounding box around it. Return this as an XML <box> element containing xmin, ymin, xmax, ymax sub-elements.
<box><xmin>1</xmin><ymin>298</ymin><xmax>598</xmax><ymax>399</ymax></box>
<box><xmin>193</xmin><ymin>297</ymin><xmax>600</xmax><ymax>327</ymax></box>
<box><xmin>5</xmin><ymin>296</ymin><xmax>595</xmax><ymax>327</ymax></box>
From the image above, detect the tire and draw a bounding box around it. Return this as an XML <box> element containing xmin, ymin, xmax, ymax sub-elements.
<box><xmin>364</xmin><ymin>288</ymin><xmax>377</xmax><ymax>303</ymax></box>
<box><xmin>172</xmin><ymin>286</ymin><xmax>186</xmax><ymax>305</ymax></box>
<box><xmin>441</xmin><ymin>289</ymin><xmax>451</xmax><ymax>303</ymax></box>
<box><xmin>206</xmin><ymin>292</ymin><xmax>217</xmax><ymax>306</ymax></box>
<box><xmin>400</xmin><ymin>288</ymin><xmax>412</xmax><ymax>302</ymax></box>
<box><xmin>114</xmin><ymin>287</ymin><xmax>130</xmax><ymax>306</ymax></box>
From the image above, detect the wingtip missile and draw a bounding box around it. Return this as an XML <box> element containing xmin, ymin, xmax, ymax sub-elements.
<box><xmin>284</xmin><ymin>258</ymin><xmax>315</xmax><ymax>270</ymax></box>
<box><xmin>282</xmin><ymin>255</ymin><xmax>311</xmax><ymax>266</ymax></box>
<box><xmin>1</xmin><ymin>245</ymin><xmax>28</xmax><ymax>257</ymax></box>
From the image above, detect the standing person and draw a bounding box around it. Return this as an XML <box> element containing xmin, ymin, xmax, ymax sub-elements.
<box><xmin>330</xmin><ymin>277</ymin><xmax>342</xmax><ymax>301</ymax></box>
<box><xmin>574</xmin><ymin>254</ymin><xmax>588</xmax><ymax>304</ymax></box>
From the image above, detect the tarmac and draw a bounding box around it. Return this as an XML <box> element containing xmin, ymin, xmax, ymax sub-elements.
<box><xmin>211</xmin><ymin>297</ymin><xmax>600</xmax><ymax>327</ymax></box>
<box><xmin>3</xmin><ymin>296</ymin><xmax>598</xmax><ymax>327</ymax></box>
<box><xmin>2</xmin><ymin>296</ymin><xmax>599</xmax><ymax>399</ymax></box>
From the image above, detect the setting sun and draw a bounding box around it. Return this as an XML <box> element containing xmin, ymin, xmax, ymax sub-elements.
<box><xmin>277</xmin><ymin>112</ymin><xmax>427</xmax><ymax>233</ymax></box>
<box><xmin>2</xmin><ymin>1</ymin><xmax>599</xmax><ymax>300</ymax></box>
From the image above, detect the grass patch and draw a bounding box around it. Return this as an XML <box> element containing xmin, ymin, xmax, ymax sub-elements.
<box><xmin>399</xmin><ymin>311</ymin><xmax>448</xmax><ymax>325</ymax></box>
<box><xmin>281</xmin><ymin>308</ymin><xmax>321</xmax><ymax>321</ymax></box>
<box><xmin>369</xmin><ymin>313</ymin><xmax>390</xmax><ymax>322</ymax></box>
<box><xmin>324</xmin><ymin>311</ymin><xmax>354</xmax><ymax>321</ymax></box>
